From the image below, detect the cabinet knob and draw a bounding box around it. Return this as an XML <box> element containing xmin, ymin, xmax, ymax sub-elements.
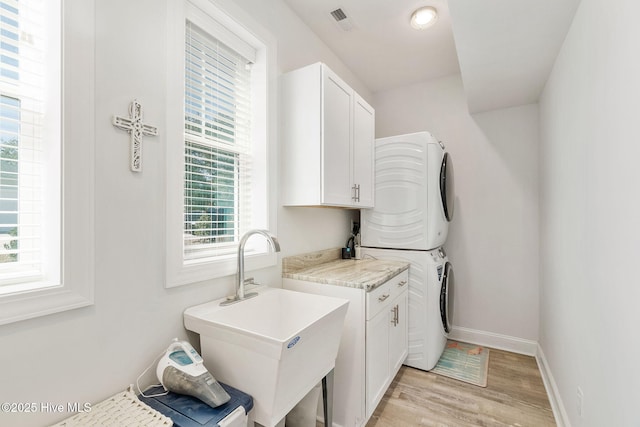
<box><xmin>397</xmin><ymin>280</ymin><xmax>407</xmax><ymax>287</ymax></box>
<box><xmin>378</xmin><ymin>293</ymin><xmax>390</xmax><ymax>302</ymax></box>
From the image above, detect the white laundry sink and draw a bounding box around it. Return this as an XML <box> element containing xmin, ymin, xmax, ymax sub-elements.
<box><xmin>184</xmin><ymin>287</ymin><xmax>349</xmax><ymax>427</ymax></box>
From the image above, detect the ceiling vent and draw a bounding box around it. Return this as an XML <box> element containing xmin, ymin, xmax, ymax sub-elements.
<box><xmin>330</xmin><ymin>8</ymin><xmax>355</xmax><ymax>31</ymax></box>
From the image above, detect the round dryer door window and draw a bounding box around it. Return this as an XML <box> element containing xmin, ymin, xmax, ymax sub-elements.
<box><xmin>440</xmin><ymin>152</ymin><xmax>454</xmax><ymax>222</ymax></box>
<box><xmin>439</xmin><ymin>261</ymin><xmax>453</xmax><ymax>333</ymax></box>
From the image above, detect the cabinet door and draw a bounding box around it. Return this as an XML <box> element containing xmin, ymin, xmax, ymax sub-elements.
<box><xmin>322</xmin><ymin>67</ymin><xmax>352</xmax><ymax>206</ymax></box>
<box><xmin>353</xmin><ymin>94</ymin><xmax>375</xmax><ymax>208</ymax></box>
<box><xmin>389</xmin><ymin>290</ymin><xmax>408</xmax><ymax>375</ymax></box>
<box><xmin>365</xmin><ymin>308</ymin><xmax>391</xmax><ymax>418</ymax></box>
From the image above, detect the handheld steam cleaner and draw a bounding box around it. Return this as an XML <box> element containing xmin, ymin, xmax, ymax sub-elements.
<box><xmin>156</xmin><ymin>339</ymin><xmax>231</xmax><ymax>408</ymax></box>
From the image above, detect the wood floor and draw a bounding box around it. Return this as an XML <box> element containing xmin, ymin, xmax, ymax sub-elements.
<box><xmin>365</xmin><ymin>348</ymin><xmax>556</xmax><ymax>427</ymax></box>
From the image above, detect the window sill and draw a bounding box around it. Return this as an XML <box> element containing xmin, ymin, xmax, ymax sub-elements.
<box><xmin>166</xmin><ymin>251</ymin><xmax>278</xmax><ymax>288</ymax></box>
<box><xmin>0</xmin><ymin>284</ymin><xmax>93</xmax><ymax>326</ymax></box>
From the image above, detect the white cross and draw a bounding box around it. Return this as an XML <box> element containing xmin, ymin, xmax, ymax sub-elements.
<box><xmin>112</xmin><ymin>99</ymin><xmax>158</xmax><ymax>172</ymax></box>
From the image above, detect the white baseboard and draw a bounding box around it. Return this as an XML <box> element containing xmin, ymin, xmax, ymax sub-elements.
<box><xmin>536</xmin><ymin>344</ymin><xmax>571</xmax><ymax>427</ymax></box>
<box><xmin>448</xmin><ymin>326</ymin><xmax>538</xmax><ymax>355</ymax></box>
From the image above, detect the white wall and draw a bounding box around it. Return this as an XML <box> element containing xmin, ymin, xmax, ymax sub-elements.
<box><xmin>539</xmin><ymin>0</ymin><xmax>640</xmax><ymax>425</ymax></box>
<box><xmin>0</xmin><ymin>1</ymin><xmax>359</xmax><ymax>425</ymax></box>
<box><xmin>373</xmin><ymin>75</ymin><xmax>540</xmax><ymax>349</ymax></box>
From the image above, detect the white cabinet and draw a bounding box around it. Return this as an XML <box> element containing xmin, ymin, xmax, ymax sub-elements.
<box><xmin>322</xmin><ymin>68</ymin><xmax>352</xmax><ymax>205</ymax></box>
<box><xmin>365</xmin><ymin>302</ymin><xmax>391</xmax><ymax>416</ymax></box>
<box><xmin>352</xmin><ymin>94</ymin><xmax>374</xmax><ymax>207</ymax></box>
<box><xmin>283</xmin><ymin>269</ymin><xmax>408</xmax><ymax>427</ymax></box>
<box><xmin>365</xmin><ymin>273</ymin><xmax>409</xmax><ymax>417</ymax></box>
<box><xmin>281</xmin><ymin>62</ymin><xmax>374</xmax><ymax>208</ymax></box>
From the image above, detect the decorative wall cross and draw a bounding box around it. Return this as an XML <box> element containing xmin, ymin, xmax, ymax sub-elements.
<box><xmin>112</xmin><ymin>99</ymin><xmax>158</xmax><ymax>172</ymax></box>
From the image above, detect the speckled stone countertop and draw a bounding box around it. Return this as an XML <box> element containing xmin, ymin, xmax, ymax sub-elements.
<box><xmin>282</xmin><ymin>248</ymin><xmax>409</xmax><ymax>292</ymax></box>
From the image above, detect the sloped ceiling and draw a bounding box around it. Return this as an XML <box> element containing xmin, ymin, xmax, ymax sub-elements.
<box><xmin>284</xmin><ymin>0</ymin><xmax>582</xmax><ymax>113</ymax></box>
<box><xmin>448</xmin><ymin>0</ymin><xmax>582</xmax><ymax>113</ymax></box>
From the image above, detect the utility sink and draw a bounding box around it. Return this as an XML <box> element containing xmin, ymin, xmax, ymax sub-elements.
<box><xmin>184</xmin><ymin>287</ymin><xmax>349</xmax><ymax>427</ymax></box>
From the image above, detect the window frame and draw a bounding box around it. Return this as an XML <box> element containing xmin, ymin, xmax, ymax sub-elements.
<box><xmin>0</xmin><ymin>0</ymin><xmax>95</xmax><ymax>325</ymax></box>
<box><xmin>165</xmin><ymin>0</ymin><xmax>277</xmax><ymax>288</ymax></box>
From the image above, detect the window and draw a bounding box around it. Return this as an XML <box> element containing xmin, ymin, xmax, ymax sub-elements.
<box><xmin>0</xmin><ymin>96</ymin><xmax>21</xmax><ymax>266</ymax></box>
<box><xmin>183</xmin><ymin>21</ymin><xmax>253</xmax><ymax>262</ymax></box>
<box><xmin>0</xmin><ymin>0</ymin><xmax>60</xmax><ymax>290</ymax></box>
<box><xmin>0</xmin><ymin>0</ymin><xmax>94</xmax><ymax>324</ymax></box>
<box><xmin>0</xmin><ymin>0</ymin><xmax>60</xmax><ymax>294</ymax></box>
<box><xmin>166</xmin><ymin>0</ymin><xmax>275</xmax><ymax>287</ymax></box>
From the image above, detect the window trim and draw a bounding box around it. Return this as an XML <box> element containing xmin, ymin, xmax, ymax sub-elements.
<box><xmin>0</xmin><ymin>0</ymin><xmax>95</xmax><ymax>325</ymax></box>
<box><xmin>165</xmin><ymin>0</ymin><xmax>277</xmax><ymax>288</ymax></box>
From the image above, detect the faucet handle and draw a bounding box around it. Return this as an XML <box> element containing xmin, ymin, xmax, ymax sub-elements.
<box><xmin>243</xmin><ymin>277</ymin><xmax>255</xmax><ymax>285</ymax></box>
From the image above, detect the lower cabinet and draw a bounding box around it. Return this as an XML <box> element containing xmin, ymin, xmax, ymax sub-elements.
<box><xmin>283</xmin><ymin>269</ymin><xmax>408</xmax><ymax>427</ymax></box>
<box><xmin>365</xmin><ymin>278</ymin><xmax>408</xmax><ymax>418</ymax></box>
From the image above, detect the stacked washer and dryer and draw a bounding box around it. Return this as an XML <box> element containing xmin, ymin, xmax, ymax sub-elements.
<box><xmin>361</xmin><ymin>131</ymin><xmax>454</xmax><ymax>371</ymax></box>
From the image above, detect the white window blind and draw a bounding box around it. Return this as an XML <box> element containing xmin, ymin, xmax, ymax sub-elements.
<box><xmin>0</xmin><ymin>0</ymin><xmax>54</xmax><ymax>288</ymax></box>
<box><xmin>183</xmin><ymin>21</ymin><xmax>254</xmax><ymax>263</ymax></box>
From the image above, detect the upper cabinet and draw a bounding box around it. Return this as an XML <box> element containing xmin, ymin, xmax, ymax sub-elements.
<box><xmin>281</xmin><ymin>63</ymin><xmax>374</xmax><ymax>208</ymax></box>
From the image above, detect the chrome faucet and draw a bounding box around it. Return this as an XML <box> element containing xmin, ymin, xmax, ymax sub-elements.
<box><xmin>220</xmin><ymin>229</ymin><xmax>281</xmax><ymax>306</ymax></box>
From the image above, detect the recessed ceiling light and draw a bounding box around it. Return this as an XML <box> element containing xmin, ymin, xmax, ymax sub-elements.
<box><xmin>410</xmin><ymin>6</ymin><xmax>438</xmax><ymax>30</ymax></box>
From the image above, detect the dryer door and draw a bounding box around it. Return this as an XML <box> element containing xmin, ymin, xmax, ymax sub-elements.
<box><xmin>440</xmin><ymin>152</ymin><xmax>454</xmax><ymax>222</ymax></box>
<box><xmin>439</xmin><ymin>261</ymin><xmax>453</xmax><ymax>333</ymax></box>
